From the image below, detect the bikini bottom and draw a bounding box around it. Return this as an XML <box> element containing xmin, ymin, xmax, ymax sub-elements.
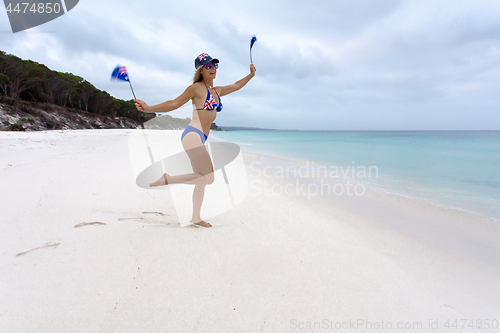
<box><xmin>181</xmin><ymin>125</ymin><xmax>208</xmax><ymax>144</ymax></box>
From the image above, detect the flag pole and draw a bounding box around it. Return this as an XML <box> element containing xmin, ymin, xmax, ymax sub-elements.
<box><xmin>128</xmin><ymin>81</ymin><xmax>137</xmax><ymax>100</ymax></box>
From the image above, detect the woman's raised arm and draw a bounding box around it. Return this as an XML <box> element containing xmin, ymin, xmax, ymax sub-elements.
<box><xmin>218</xmin><ymin>64</ymin><xmax>256</xmax><ymax>97</ymax></box>
<box><xmin>135</xmin><ymin>84</ymin><xmax>195</xmax><ymax>113</ymax></box>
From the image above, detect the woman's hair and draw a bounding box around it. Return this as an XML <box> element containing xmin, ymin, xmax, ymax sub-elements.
<box><xmin>193</xmin><ymin>66</ymin><xmax>203</xmax><ymax>83</ymax></box>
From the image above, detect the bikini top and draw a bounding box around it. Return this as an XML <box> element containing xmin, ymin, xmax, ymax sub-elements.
<box><xmin>196</xmin><ymin>83</ymin><xmax>223</xmax><ymax>112</ymax></box>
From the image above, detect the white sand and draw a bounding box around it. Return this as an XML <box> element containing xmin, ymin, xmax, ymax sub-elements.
<box><xmin>1</xmin><ymin>129</ymin><xmax>499</xmax><ymax>332</ymax></box>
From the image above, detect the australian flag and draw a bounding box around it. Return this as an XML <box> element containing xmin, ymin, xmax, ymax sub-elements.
<box><xmin>111</xmin><ymin>65</ymin><xmax>129</xmax><ymax>82</ymax></box>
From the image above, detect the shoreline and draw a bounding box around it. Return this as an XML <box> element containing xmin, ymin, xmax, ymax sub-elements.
<box><xmin>209</xmin><ymin>130</ymin><xmax>499</xmax><ymax>224</ymax></box>
<box><xmin>236</xmin><ymin>148</ymin><xmax>500</xmax><ymax>270</ymax></box>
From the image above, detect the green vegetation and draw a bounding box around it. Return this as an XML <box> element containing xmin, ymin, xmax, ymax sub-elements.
<box><xmin>0</xmin><ymin>50</ymin><xmax>155</xmax><ymax>124</ymax></box>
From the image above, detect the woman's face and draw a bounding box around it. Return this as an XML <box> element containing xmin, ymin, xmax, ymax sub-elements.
<box><xmin>200</xmin><ymin>62</ymin><xmax>217</xmax><ymax>80</ymax></box>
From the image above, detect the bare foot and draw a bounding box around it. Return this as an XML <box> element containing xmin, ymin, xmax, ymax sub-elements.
<box><xmin>192</xmin><ymin>220</ymin><xmax>212</xmax><ymax>228</ymax></box>
<box><xmin>150</xmin><ymin>173</ymin><xmax>169</xmax><ymax>187</ymax></box>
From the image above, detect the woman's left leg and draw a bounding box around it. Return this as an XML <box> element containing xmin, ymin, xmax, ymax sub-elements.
<box><xmin>189</xmin><ymin>157</ymin><xmax>211</xmax><ymax>227</ymax></box>
<box><xmin>191</xmin><ymin>183</ymin><xmax>207</xmax><ymax>224</ymax></box>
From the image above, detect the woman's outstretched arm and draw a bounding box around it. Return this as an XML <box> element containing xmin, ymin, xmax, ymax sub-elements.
<box><xmin>218</xmin><ymin>64</ymin><xmax>256</xmax><ymax>96</ymax></box>
<box><xmin>135</xmin><ymin>84</ymin><xmax>195</xmax><ymax>113</ymax></box>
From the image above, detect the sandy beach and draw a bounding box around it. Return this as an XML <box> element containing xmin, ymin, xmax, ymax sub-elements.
<box><xmin>1</xmin><ymin>129</ymin><xmax>499</xmax><ymax>332</ymax></box>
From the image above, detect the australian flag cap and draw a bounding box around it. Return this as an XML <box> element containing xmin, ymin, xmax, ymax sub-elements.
<box><xmin>195</xmin><ymin>53</ymin><xmax>219</xmax><ymax>68</ymax></box>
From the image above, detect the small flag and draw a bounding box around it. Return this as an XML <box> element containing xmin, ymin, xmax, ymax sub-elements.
<box><xmin>111</xmin><ymin>65</ymin><xmax>130</xmax><ymax>82</ymax></box>
<box><xmin>250</xmin><ymin>36</ymin><xmax>257</xmax><ymax>64</ymax></box>
<box><xmin>110</xmin><ymin>64</ymin><xmax>137</xmax><ymax>100</ymax></box>
<box><xmin>250</xmin><ymin>36</ymin><xmax>257</xmax><ymax>50</ymax></box>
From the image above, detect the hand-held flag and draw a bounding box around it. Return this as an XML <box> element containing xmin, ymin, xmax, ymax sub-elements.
<box><xmin>250</xmin><ymin>36</ymin><xmax>257</xmax><ymax>64</ymax></box>
<box><xmin>111</xmin><ymin>65</ymin><xmax>137</xmax><ymax>99</ymax></box>
<box><xmin>111</xmin><ymin>65</ymin><xmax>129</xmax><ymax>82</ymax></box>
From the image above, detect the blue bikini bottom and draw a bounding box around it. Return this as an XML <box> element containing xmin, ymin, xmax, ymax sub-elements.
<box><xmin>181</xmin><ymin>125</ymin><xmax>208</xmax><ymax>144</ymax></box>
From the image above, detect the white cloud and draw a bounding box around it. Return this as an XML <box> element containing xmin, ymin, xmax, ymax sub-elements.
<box><xmin>1</xmin><ymin>0</ymin><xmax>499</xmax><ymax>129</ymax></box>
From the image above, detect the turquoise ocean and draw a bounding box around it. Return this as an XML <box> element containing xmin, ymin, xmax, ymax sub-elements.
<box><xmin>210</xmin><ymin>130</ymin><xmax>500</xmax><ymax>222</ymax></box>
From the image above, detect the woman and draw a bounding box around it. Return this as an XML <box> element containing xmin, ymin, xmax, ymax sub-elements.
<box><xmin>134</xmin><ymin>53</ymin><xmax>256</xmax><ymax>228</ymax></box>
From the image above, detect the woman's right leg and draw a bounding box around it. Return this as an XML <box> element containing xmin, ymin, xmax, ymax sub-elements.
<box><xmin>167</xmin><ymin>132</ymin><xmax>214</xmax><ymax>184</ymax></box>
<box><xmin>150</xmin><ymin>131</ymin><xmax>214</xmax><ymax>186</ymax></box>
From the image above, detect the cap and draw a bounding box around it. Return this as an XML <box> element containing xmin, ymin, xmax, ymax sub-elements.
<box><xmin>195</xmin><ymin>53</ymin><xmax>219</xmax><ymax>69</ymax></box>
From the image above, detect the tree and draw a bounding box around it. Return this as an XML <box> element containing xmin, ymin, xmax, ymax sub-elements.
<box><xmin>1</xmin><ymin>56</ymin><xmax>39</xmax><ymax>100</ymax></box>
<box><xmin>76</xmin><ymin>80</ymin><xmax>94</xmax><ymax>112</ymax></box>
<box><xmin>0</xmin><ymin>73</ymin><xmax>10</xmax><ymax>97</ymax></box>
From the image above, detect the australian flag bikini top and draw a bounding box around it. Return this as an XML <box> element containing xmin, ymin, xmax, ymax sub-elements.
<box><xmin>197</xmin><ymin>83</ymin><xmax>223</xmax><ymax>112</ymax></box>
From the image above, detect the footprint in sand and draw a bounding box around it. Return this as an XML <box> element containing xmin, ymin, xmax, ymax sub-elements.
<box><xmin>118</xmin><ymin>212</ymin><xmax>167</xmax><ymax>221</ymax></box>
<box><xmin>118</xmin><ymin>212</ymin><xmax>175</xmax><ymax>225</ymax></box>
<box><xmin>118</xmin><ymin>217</ymin><xmax>146</xmax><ymax>221</ymax></box>
<box><xmin>16</xmin><ymin>242</ymin><xmax>60</xmax><ymax>257</ymax></box>
<box><xmin>74</xmin><ymin>222</ymin><xmax>106</xmax><ymax>228</ymax></box>
<box><xmin>141</xmin><ymin>211</ymin><xmax>166</xmax><ymax>216</ymax></box>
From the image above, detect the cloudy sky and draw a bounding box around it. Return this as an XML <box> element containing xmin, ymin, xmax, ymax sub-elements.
<box><xmin>1</xmin><ymin>0</ymin><xmax>499</xmax><ymax>130</ymax></box>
